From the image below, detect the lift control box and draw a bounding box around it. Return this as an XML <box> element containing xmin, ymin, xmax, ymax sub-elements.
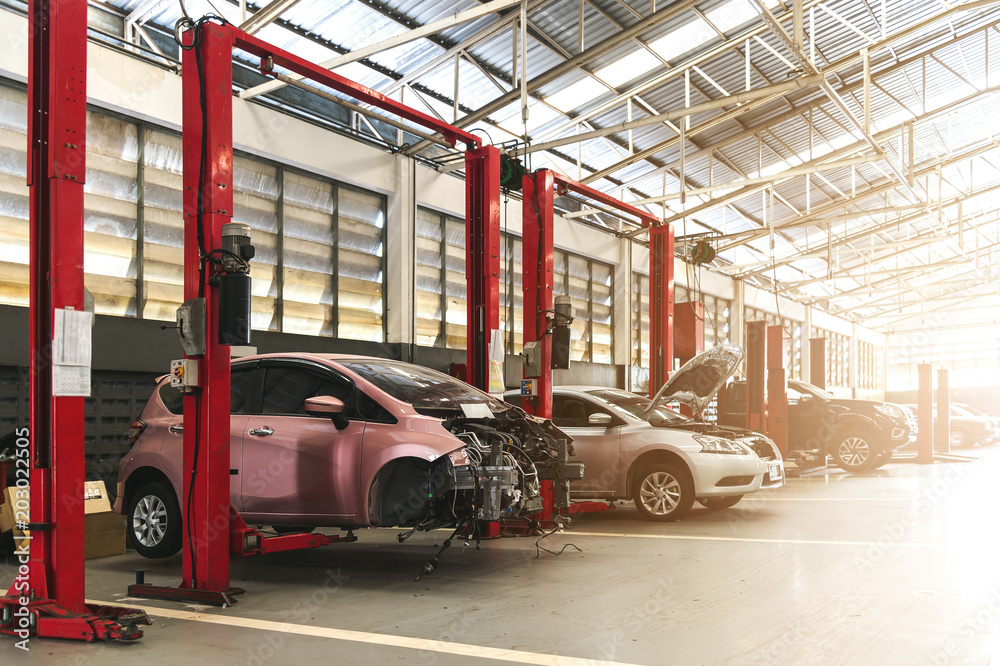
<box><xmin>520</xmin><ymin>379</ymin><xmax>538</xmax><ymax>396</ymax></box>
<box><xmin>170</xmin><ymin>359</ymin><xmax>199</xmax><ymax>391</ymax></box>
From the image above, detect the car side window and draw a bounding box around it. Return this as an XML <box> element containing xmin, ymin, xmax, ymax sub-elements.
<box><xmin>261</xmin><ymin>366</ymin><xmax>354</xmax><ymax>416</ymax></box>
<box><xmin>159</xmin><ymin>367</ymin><xmax>254</xmax><ymax>416</ymax></box>
<box><xmin>231</xmin><ymin>368</ymin><xmax>252</xmax><ymax>414</ymax></box>
<box><xmin>552</xmin><ymin>395</ymin><xmax>603</xmax><ymax>428</ymax></box>
<box><xmin>258</xmin><ymin>366</ymin><xmax>392</xmax><ymax>422</ymax></box>
<box><xmin>726</xmin><ymin>383</ymin><xmax>746</xmax><ymax>410</ymax></box>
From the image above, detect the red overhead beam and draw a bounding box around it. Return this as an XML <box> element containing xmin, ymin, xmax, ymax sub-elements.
<box><xmin>232</xmin><ymin>28</ymin><xmax>481</xmax><ymax>150</ymax></box>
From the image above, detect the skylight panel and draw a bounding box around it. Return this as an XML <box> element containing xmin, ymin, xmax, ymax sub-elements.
<box><xmin>647</xmin><ymin>18</ymin><xmax>716</xmax><ymax>63</ymax></box>
<box><xmin>497</xmin><ymin>102</ymin><xmax>561</xmax><ymax>135</ymax></box>
<box><xmin>705</xmin><ymin>0</ymin><xmax>758</xmax><ymax>34</ymax></box>
<box><xmin>545</xmin><ymin>77</ymin><xmax>611</xmax><ymax>113</ymax></box>
<box><xmin>594</xmin><ymin>49</ymin><xmax>662</xmax><ymax>87</ymax></box>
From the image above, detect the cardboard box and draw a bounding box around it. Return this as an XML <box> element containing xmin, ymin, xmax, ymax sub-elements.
<box><xmin>1</xmin><ymin>482</ymin><xmax>125</xmax><ymax>559</ymax></box>
<box><xmin>1</xmin><ymin>485</ymin><xmax>28</xmax><ymax>535</ymax></box>
<box><xmin>83</xmin><ymin>480</ymin><xmax>126</xmax><ymax>559</ymax></box>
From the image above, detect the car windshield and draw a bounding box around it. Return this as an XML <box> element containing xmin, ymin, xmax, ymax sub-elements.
<box><xmin>790</xmin><ymin>381</ymin><xmax>834</xmax><ymax>400</ymax></box>
<box><xmin>338</xmin><ymin>359</ymin><xmax>508</xmax><ymax>413</ymax></box>
<box><xmin>587</xmin><ymin>388</ymin><xmax>689</xmax><ymax>424</ymax></box>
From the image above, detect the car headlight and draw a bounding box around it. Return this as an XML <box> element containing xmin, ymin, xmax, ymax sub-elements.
<box><xmin>694</xmin><ymin>435</ymin><xmax>751</xmax><ymax>455</ymax></box>
<box><xmin>875</xmin><ymin>403</ymin><xmax>904</xmax><ymax>420</ymax></box>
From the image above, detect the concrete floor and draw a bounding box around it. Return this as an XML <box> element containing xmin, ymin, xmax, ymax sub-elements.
<box><xmin>3</xmin><ymin>449</ymin><xmax>1000</xmax><ymax>665</ymax></box>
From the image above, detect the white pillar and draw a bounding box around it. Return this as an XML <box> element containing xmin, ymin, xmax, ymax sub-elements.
<box><xmin>385</xmin><ymin>154</ymin><xmax>415</xmax><ymax>346</ymax></box>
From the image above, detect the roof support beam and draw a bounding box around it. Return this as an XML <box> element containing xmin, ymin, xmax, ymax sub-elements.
<box><xmin>242</xmin><ymin>0</ymin><xmax>523</xmax><ymax>99</ymax></box>
<box><xmin>239</xmin><ymin>0</ymin><xmax>303</xmax><ymax>35</ymax></box>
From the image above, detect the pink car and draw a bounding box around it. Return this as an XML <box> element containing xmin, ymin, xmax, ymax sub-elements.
<box><xmin>115</xmin><ymin>353</ymin><xmax>580</xmax><ymax>558</ymax></box>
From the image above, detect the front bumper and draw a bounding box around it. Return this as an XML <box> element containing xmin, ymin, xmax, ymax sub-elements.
<box><xmin>690</xmin><ymin>453</ymin><xmax>781</xmax><ymax>498</ymax></box>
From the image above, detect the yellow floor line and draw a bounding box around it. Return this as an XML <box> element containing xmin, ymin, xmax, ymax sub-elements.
<box><xmin>87</xmin><ymin>599</ymin><xmax>636</xmax><ymax>666</ymax></box>
<box><xmin>565</xmin><ymin>531</ymin><xmax>948</xmax><ymax>547</ymax></box>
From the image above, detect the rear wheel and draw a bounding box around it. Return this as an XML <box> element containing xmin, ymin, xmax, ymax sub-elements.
<box><xmin>699</xmin><ymin>495</ymin><xmax>744</xmax><ymax>510</ymax></box>
<box><xmin>950</xmin><ymin>428</ymin><xmax>971</xmax><ymax>448</ymax></box>
<box><xmin>831</xmin><ymin>429</ymin><xmax>879</xmax><ymax>473</ymax></box>
<box><xmin>631</xmin><ymin>463</ymin><xmax>694</xmax><ymax>522</ymax></box>
<box><xmin>127</xmin><ymin>482</ymin><xmax>181</xmax><ymax>559</ymax></box>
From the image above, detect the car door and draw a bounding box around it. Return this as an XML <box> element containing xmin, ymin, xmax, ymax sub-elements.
<box><xmin>551</xmin><ymin>393</ymin><xmax>623</xmax><ymax>493</ymax></box>
<box><xmin>158</xmin><ymin>369</ymin><xmax>251</xmax><ymax>511</ymax></box>
<box><xmin>240</xmin><ymin>361</ymin><xmax>365</xmax><ymax>519</ymax></box>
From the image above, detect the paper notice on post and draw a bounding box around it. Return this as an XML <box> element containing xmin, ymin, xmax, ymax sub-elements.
<box><xmin>52</xmin><ymin>308</ymin><xmax>93</xmax><ymax>396</ymax></box>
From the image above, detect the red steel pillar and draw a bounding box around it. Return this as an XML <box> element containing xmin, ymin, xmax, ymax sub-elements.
<box><xmin>809</xmin><ymin>337</ymin><xmax>826</xmax><ymax>390</ymax></box>
<box><xmin>936</xmin><ymin>368</ymin><xmax>950</xmax><ymax>454</ymax></box>
<box><xmin>673</xmin><ymin>301</ymin><xmax>704</xmax><ymax>366</ymax></box>
<box><xmin>464</xmin><ymin>146</ymin><xmax>502</xmax><ymax>392</ymax></box>
<box><xmin>179</xmin><ymin>22</ymin><xmax>235</xmax><ymax>595</ymax></box>
<box><xmin>767</xmin><ymin>325</ymin><xmax>788</xmax><ymax>457</ymax></box>
<box><xmin>917</xmin><ymin>363</ymin><xmax>933</xmax><ymax>464</ymax></box>
<box><xmin>649</xmin><ymin>225</ymin><xmax>674</xmax><ymax>397</ymax></box>
<box><xmin>24</xmin><ymin>0</ymin><xmax>89</xmax><ymax>615</ymax></box>
<box><xmin>0</xmin><ymin>0</ymin><xmax>146</xmax><ymax>642</ymax></box>
<box><xmin>520</xmin><ymin>170</ymin><xmax>554</xmax><ymax>420</ymax></box>
<box><xmin>746</xmin><ymin>320</ymin><xmax>767</xmax><ymax>432</ymax></box>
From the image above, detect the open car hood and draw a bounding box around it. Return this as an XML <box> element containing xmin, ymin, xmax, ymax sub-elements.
<box><xmin>646</xmin><ymin>343</ymin><xmax>744</xmax><ymax>417</ymax></box>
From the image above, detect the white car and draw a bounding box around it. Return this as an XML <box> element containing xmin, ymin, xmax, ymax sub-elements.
<box><xmin>505</xmin><ymin>345</ymin><xmax>783</xmax><ymax>521</ymax></box>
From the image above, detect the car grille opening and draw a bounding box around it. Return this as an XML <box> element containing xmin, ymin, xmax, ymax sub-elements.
<box><xmin>717</xmin><ymin>476</ymin><xmax>754</xmax><ymax>487</ymax></box>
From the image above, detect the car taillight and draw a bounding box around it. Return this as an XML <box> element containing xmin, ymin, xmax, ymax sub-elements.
<box><xmin>128</xmin><ymin>420</ymin><xmax>147</xmax><ymax>448</ymax></box>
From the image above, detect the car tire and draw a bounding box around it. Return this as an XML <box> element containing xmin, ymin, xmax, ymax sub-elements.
<box><xmin>831</xmin><ymin>429</ymin><xmax>879</xmax><ymax>473</ymax></box>
<box><xmin>632</xmin><ymin>462</ymin><xmax>694</xmax><ymax>522</ymax></box>
<box><xmin>699</xmin><ymin>495</ymin><xmax>743</xmax><ymax>510</ymax></box>
<box><xmin>127</xmin><ymin>481</ymin><xmax>181</xmax><ymax>559</ymax></box>
<box><xmin>950</xmin><ymin>428</ymin><xmax>971</xmax><ymax>448</ymax></box>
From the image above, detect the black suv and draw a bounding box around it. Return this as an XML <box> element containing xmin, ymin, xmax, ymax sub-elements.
<box><xmin>719</xmin><ymin>379</ymin><xmax>915</xmax><ymax>472</ymax></box>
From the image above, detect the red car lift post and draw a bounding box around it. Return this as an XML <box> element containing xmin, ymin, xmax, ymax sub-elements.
<box><xmin>673</xmin><ymin>302</ymin><xmax>704</xmax><ymax>417</ymax></box>
<box><xmin>128</xmin><ymin>20</ymin><xmax>481</xmax><ymax>606</ymax></box>
<box><xmin>521</xmin><ymin>170</ymin><xmax>661</xmax><ymax>519</ymax></box>
<box><xmin>0</xmin><ymin>0</ymin><xmax>147</xmax><ymax>642</ymax></box>
<box><xmin>465</xmin><ymin>146</ymin><xmax>502</xmax><ymax>393</ymax></box>
<box><xmin>766</xmin><ymin>325</ymin><xmax>789</xmax><ymax>458</ymax></box>
<box><xmin>809</xmin><ymin>337</ymin><xmax>826</xmax><ymax>389</ymax></box>
<box><xmin>745</xmin><ymin>321</ymin><xmax>768</xmax><ymax>432</ymax></box>
<box><xmin>649</xmin><ymin>226</ymin><xmax>675</xmax><ymax>398</ymax></box>
<box><xmin>935</xmin><ymin>368</ymin><xmax>950</xmax><ymax>455</ymax></box>
<box><xmin>917</xmin><ymin>363</ymin><xmax>934</xmax><ymax>464</ymax></box>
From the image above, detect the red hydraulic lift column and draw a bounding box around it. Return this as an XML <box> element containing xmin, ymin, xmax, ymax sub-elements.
<box><xmin>745</xmin><ymin>321</ymin><xmax>767</xmax><ymax>432</ymax></box>
<box><xmin>767</xmin><ymin>325</ymin><xmax>789</xmax><ymax>457</ymax></box>
<box><xmin>464</xmin><ymin>146</ymin><xmax>502</xmax><ymax>393</ymax></box>
<box><xmin>809</xmin><ymin>337</ymin><xmax>826</xmax><ymax>390</ymax></box>
<box><xmin>0</xmin><ymin>0</ymin><xmax>146</xmax><ymax>643</ymax></box>
<box><xmin>520</xmin><ymin>170</ymin><xmax>555</xmax><ymax>420</ymax></box>
<box><xmin>936</xmin><ymin>368</ymin><xmax>950</xmax><ymax>454</ymax></box>
<box><xmin>649</xmin><ymin>226</ymin><xmax>675</xmax><ymax>396</ymax></box>
<box><xmin>917</xmin><ymin>363</ymin><xmax>934</xmax><ymax>464</ymax></box>
<box><xmin>179</xmin><ymin>22</ymin><xmax>237</xmax><ymax>601</ymax></box>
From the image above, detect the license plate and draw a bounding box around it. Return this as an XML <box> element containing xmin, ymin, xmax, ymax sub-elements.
<box><xmin>769</xmin><ymin>463</ymin><xmax>782</xmax><ymax>480</ymax></box>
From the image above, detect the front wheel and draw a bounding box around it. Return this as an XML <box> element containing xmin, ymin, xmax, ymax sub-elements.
<box><xmin>127</xmin><ymin>481</ymin><xmax>181</xmax><ymax>558</ymax></box>
<box><xmin>632</xmin><ymin>463</ymin><xmax>694</xmax><ymax>522</ymax></box>
<box><xmin>831</xmin><ymin>429</ymin><xmax>879</xmax><ymax>473</ymax></box>
<box><xmin>700</xmin><ymin>495</ymin><xmax>744</xmax><ymax>510</ymax></box>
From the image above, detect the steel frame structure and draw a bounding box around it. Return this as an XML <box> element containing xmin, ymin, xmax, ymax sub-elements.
<box><xmin>0</xmin><ymin>0</ymin><xmax>147</xmax><ymax>644</ymax></box>
<box><xmin>122</xmin><ymin>19</ymin><xmax>483</xmax><ymax>605</ymax></box>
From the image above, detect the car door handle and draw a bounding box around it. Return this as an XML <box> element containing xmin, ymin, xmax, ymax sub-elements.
<box><xmin>249</xmin><ymin>427</ymin><xmax>274</xmax><ymax>437</ymax></box>
<box><xmin>169</xmin><ymin>424</ymin><xmax>184</xmax><ymax>434</ymax></box>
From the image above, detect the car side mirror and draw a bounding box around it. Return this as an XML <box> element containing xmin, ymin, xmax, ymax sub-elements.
<box><xmin>305</xmin><ymin>396</ymin><xmax>349</xmax><ymax>431</ymax></box>
<box><xmin>588</xmin><ymin>413</ymin><xmax>614</xmax><ymax>426</ymax></box>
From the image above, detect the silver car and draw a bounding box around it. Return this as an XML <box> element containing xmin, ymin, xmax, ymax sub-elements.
<box><xmin>505</xmin><ymin>345</ymin><xmax>783</xmax><ymax>521</ymax></box>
